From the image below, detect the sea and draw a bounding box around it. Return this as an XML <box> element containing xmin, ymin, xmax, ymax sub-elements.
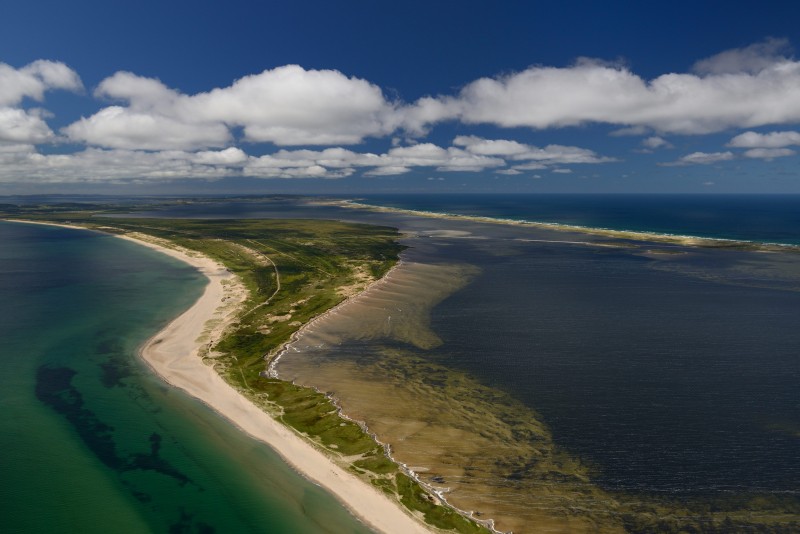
<box><xmin>0</xmin><ymin>221</ymin><xmax>372</xmax><ymax>534</ymax></box>
<box><xmin>3</xmin><ymin>194</ymin><xmax>800</xmax><ymax>532</ymax></box>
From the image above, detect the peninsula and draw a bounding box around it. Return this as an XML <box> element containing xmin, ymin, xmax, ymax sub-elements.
<box><xmin>3</xmin><ymin>205</ymin><xmax>490</xmax><ymax>534</ymax></box>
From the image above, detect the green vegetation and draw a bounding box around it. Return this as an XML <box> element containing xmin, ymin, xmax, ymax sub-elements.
<box><xmin>0</xmin><ymin>204</ymin><xmax>492</xmax><ymax>533</ymax></box>
<box><xmin>353</xmin><ymin>454</ymin><xmax>399</xmax><ymax>475</ymax></box>
<box><xmin>397</xmin><ymin>474</ymin><xmax>490</xmax><ymax>534</ymax></box>
<box><xmin>255</xmin><ymin>378</ymin><xmax>379</xmax><ymax>456</ymax></box>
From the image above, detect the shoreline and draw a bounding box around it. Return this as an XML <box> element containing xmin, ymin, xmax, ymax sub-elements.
<box><xmin>334</xmin><ymin>200</ymin><xmax>800</xmax><ymax>251</ymax></box>
<box><xmin>266</xmin><ymin>258</ymin><xmax>404</xmax><ymax>376</ymax></box>
<box><xmin>270</xmin><ymin>259</ymin><xmax>503</xmax><ymax>533</ymax></box>
<box><xmin>4</xmin><ymin>219</ymin><xmax>432</xmax><ymax>534</ymax></box>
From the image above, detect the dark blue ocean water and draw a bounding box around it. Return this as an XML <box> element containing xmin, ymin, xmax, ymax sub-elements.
<box><xmin>424</xmin><ymin>239</ymin><xmax>800</xmax><ymax>497</ymax></box>
<box><xmin>359</xmin><ymin>194</ymin><xmax>800</xmax><ymax>245</ymax></box>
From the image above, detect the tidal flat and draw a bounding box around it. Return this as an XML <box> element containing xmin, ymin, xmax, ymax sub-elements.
<box><xmin>274</xmin><ymin>203</ymin><xmax>800</xmax><ymax>533</ymax></box>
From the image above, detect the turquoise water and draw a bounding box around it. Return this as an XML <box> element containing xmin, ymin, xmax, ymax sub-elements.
<box><xmin>0</xmin><ymin>221</ymin><xmax>372</xmax><ymax>533</ymax></box>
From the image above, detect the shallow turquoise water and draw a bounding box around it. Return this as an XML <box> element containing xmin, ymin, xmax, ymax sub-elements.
<box><xmin>0</xmin><ymin>221</ymin><xmax>372</xmax><ymax>533</ymax></box>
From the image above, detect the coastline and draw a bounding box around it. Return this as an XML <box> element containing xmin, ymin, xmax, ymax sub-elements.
<box><xmin>266</xmin><ymin>258</ymin><xmax>404</xmax><ymax>376</ymax></box>
<box><xmin>335</xmin><ymin>200</ymin><xmax>800</xmax><ymax>251</ymax></box>
<box><xmin>5</xmin><ymin>220</ymin><xmax>432</xmax><ymax>534</ymax></box>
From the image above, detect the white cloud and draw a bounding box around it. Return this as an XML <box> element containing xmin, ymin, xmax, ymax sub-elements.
<box><xmin>664</xmin><ymin>151</ymin><xmax>735</xmax><ymax>166</ymax></box>
<box><xmin>95</xmin><ymin>71</ymin><xmax>179</xmax><ymax>109</ymax></box>
<box><xmin>406</xmin><ymin>39</ymin><xmax>800</xmax><ymax>135</ymax></box>
<box><xmin>0</xmin><ymin>107</ymin><xmax>56</xmax><ymax>144</ymax></box>
<box><xmin>0</xmin><ymin>143</ymin><xmax>35</xmax><ymax>153</ymax></box>
<box><xmin>0</xmin><ymin>60</ymin><xmax>82</xmax><ymax>145</ymax></box>
<box><xmin>0</xmin><ymin>60</ymin><xmax>82</xmax><ymax>107</ymax></box>
<box><xmin>190</xmin><ymin>65</ymin><xmax>398</xmax><ymax>145</ymax></box>
<box><xmin>641</xmin><ymin>136</ymin><xmax>672</xmax><ymax>149</ymax></box>
<box><xmin>243</xmin><ymin>142</ymin><xmax>505</xmax><ymax>178</ymax></box>
<box><xmin>68</xmin><ymin>65</ymin><xmax>399</xmax><ymax>150</ymax></box>
<box><xmin>512</xmin><ymin>162</ymin><xmax>548</xmax><ymax>171</ymax></box>
<box><xmin>742</xmin><ymin>147</ymin><xmax>795</xmax><ymax>159</ymax></box>
<box><xmin>453</xmin><ymin>135</ymin><xmax>615</xmax><ymax>168</ymax></box>
<box><xmin>245</xmin><ymin>158</ymin><xmax>355</xmax><ymax>179</ymax></box>
<box><xmin>2</xmin><ymin>139</ymin><xmax>512</xmax><ymax>183</ymax></box>
<box><xmin>193</xmin><ymin>147</ymin><xmax>248</xmax><ymax>165</ymax></box>
<box><xmin>452</xmin><ymin>135</ymin><xmax>530</xmax><ymax>157</ymax></box>
<box><xmin>12</xmin><ymin>42</ymin><xmax>800</xmax><ymax>184</ymax></box>
<box><xmin>728</xmin><ymin>130</ymin><xmax>800</xmax><ymax>148</ymax></box>
<box><xmin>64</xmin><ymin>106</ymin><xmax>231</xmax><ymax>150</ymax></box>
<box><xmin>551</xmin><ymin>168</ymin><xmax>573</xmax><ymax>174</ymax></box>
<box><xmin>0</xmin><ymin>147</ymin><xmax>239</xmax><ymax>183</ymax></box>
<box><xmin>384</xmin><ymin>143</ymin><xmax>504</xmax><ymax>171</ymax></box>
<box><xmin>364</xmin><ymin>166</ymin><xmax>412</xmax><ymax>177</ymax></box>
<box><xmin>692</xmin><ymin>38</ymin><xmax>792</xmax><ymax>75</ymax></box>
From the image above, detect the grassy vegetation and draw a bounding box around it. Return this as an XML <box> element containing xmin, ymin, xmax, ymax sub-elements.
<box><xmin>1</xmin><ymin>204</ymin><xmax>492</xmax><ymax>533</ymax></box>
<box><xmin>397</xmin><ymin>474</ymin><xmax>489</xmax><ymax>534</ymax></box>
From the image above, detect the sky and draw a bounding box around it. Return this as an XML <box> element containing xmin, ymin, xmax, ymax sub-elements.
<box><xmin>3</xmin><ymin>0</ymin><xmax>800</xmax><ymax>194</ymax></box>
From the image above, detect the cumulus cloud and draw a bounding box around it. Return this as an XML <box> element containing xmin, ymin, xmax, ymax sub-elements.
<box><xmin>0</xmin><ymin>60</ymin><xmax>82</xmax><ymax>145</ymax></box>
<box><xmin>663</xmin><ymin>151</ymin><xmax>735</xmax><ymax>166</ymax></box>
<box><xmin>193</xmin><ymin>147</ymin><xmax>248</xmax><ymax>165</ymax></box>
<box><xmin>10</xmin><ymin>41</ymin><xmax>800</xmax><ymax>184</ymax></box>
<box><xmin>403</xmin><ymin>39</ymin><xmax>800</xmax><ymax>135</ymax></box>
<box><xmin>64</xmin><ymin>106</ymin><xmax>232</xmax><ymax>150</ymax></box>
<box><xmin>66</xmin><ymin>65</ymin><xmax>398</xmax><ymax>150</ymax></box>
<box><xmin>0</xmin><ymin>60</ymin><xmax>82</xmax><ymax>107</ymax></box>
<box><xmin>724</xmin><ymin>130</ymin><xmax>799</xmax><ymax>159</ymax></box>
<box><xmin>728</xmin><ymin>130</ymin><xmax>800</xmax><ymax>148</ymax></box>
<box><xmin>0</xmin><ymin>107</ymin><xmax>56</xmax><ymax>144</ymax></box>
<box><xmin>190</xmin><ymin>65</ymin><xmax>398</xmax><ymax>145</ymax></box>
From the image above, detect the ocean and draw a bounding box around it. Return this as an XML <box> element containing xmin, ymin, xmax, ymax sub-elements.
<box><xmin>0</xmin><ymin>221</ymin><xmax>371</xmax><ymax>534</ymax></box>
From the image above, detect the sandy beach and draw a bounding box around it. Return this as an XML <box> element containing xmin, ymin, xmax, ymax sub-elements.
<box><xmin>8</xmin><ymin>220</ymin><xmax>432</xmax><ymax>534</ymax></box>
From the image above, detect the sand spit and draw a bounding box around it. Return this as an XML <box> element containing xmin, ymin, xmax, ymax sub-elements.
<box><xmin>332</xmin><ymin>200</ymin><xmax>800</xmax><ymax>252</ymax></box>
<box><xmin>5</xmin><ymin>220</ymin><xmax>432</xmax><ymax>534</ymax></box>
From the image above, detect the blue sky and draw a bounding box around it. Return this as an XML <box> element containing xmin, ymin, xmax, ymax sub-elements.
<box><xmin>3</xmin><ymin>0</ymin><xmax>800</xmax><ymax>194</ymax></box>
